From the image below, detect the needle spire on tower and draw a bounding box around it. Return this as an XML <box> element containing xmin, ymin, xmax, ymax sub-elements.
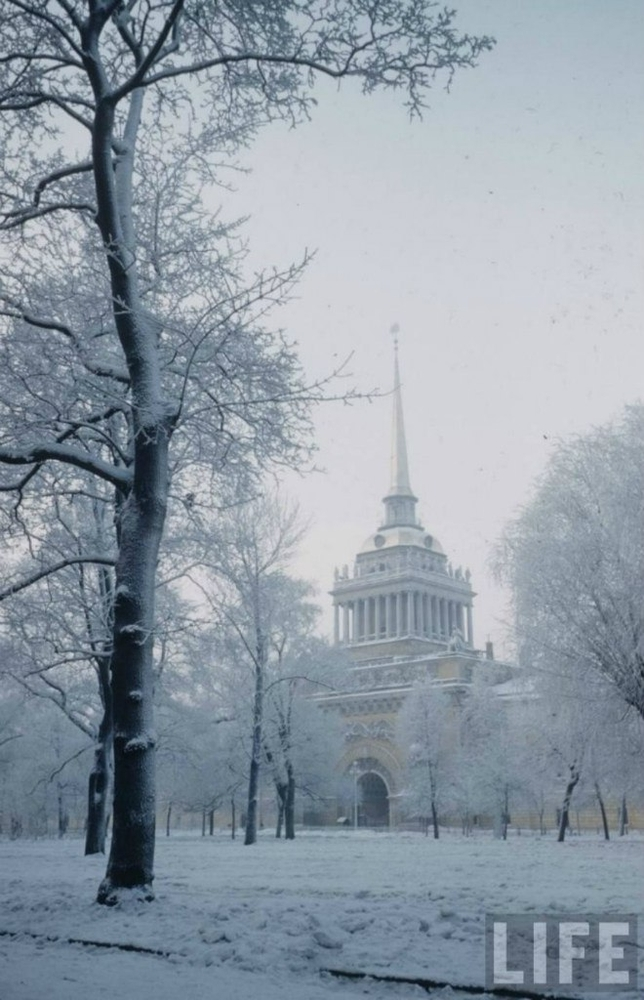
<box><xmin>383</xmin><ymin>328</ymin><xmax>418</xmax><ymax>527</ymax></box>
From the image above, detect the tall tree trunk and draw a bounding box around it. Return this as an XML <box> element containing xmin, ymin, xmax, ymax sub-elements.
<box><xmin>96</xmin><ymin>467</ymin><xmax>167</xmax><ymax>902</ymax></box>
<box><xmin>165</xmin><ymin>802</ymin><xmax>172</xmax><ymax>837</ymax></box>
<box><xmin>209</xmin><ymin>808</ymin><xmax>214</xmax><ymax>836</ymax></box>
<box><xmin>430</xmin><ymin>798</ymin><xmax>439</xmax><ymax>840</ymax></box>
<box><xmin>501</xmin><ymin>786</ymin><xmax>509</xmax><ymax>841</ymax></box>
<box><xmin>231</xmin><ymin>798</ymin><xmax>236</xmax><ymax>840</ymax></box>
<box><xmin>245</xmin><ymin>642</ymin><xmax>265</xmax><ymax>846</ymax></box>
<box><xmin>276</xmin><ymin>796</ymin><xmax>284</xmax><ymax>838</ymax></box>
<box><xmin>57</xmin><ymin>783</ymin><xmax>68</xmax><ymax>838</ymax></box>
<box><xmin>88</xmin><ymin>73</ymin><xmax>169</xmax><ymax>906</ymax></box>
<box><xmin>285</xmin><ymin>767</ymin><xmax>296</xmax><ymax>841</ymax></box>
<box><xmin>557</xmin><ymin>763</ymin><xmax>580</xmax><ymax>842</ymax></box>
<box><xmin>594</xmin><ymin>782</ymin><xmax>609</xmax><ymax>840</ymax></box>
<box><xmin>85</xmin><ymin>656</ymin><xmax>113</xmax><ymax>855</ymax></box>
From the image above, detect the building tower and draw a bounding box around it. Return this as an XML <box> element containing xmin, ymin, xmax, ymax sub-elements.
<box><xmin>319</xmin><ymin>344</ymin><xmax>481</xmax><ymax>828</ymax></box>
<box><xmin>331</xmin><ymin>342</ymin><xmax>475</xmax><ymax>661</ymax></box>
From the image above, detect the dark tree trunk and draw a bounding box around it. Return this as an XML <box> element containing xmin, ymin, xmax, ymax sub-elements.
<box><xmin>85</xmin><ymin>655</ymin><xmax>113</xmax><ymax>855</ymax></box>
<box><xmin>86</xmin><ymin>73</ymin><xmax>169</xmax><ymax>907</ymax></box>
<box><xmin>57</xmin><ymin>784</ymin><xmax>68</xmax><ymax>838</ymax></box>
<box><xmin>276</xmin><ymin>796</ymin><xmax>284</xmax><ymax>838</ymax></box>
<box><xmin>209</xmin><ymin>808</ymin><xmax>214</xmax><ymax>836</ymax></box>
<box><xmin>244</xmin><ymin>637</ymin><xmax>265</xmax><ymax>846</ymax></box>
<box><xmin>595</xmin><ymin>782</ymin><xmax>609</xmax><ymax>840</ymax></box>
<box><xmin>201</xmin><ymin>809</ymin><xmax>206</xmax><ymax>837</ymax></box>
<box><xmin>96</xmin><ymin>469</ymin><xmax>166</xmax><ymax>902</ymax></box>
<box><xmin>231</xmin><ymin>798</ymin><xmax>236</xmax><ymax>840</ymax></box>
<box><xmin>557</xmin><ymin>764</ymin><xmax>580</xmax><ymax>842</ymax></box>
<box><xmin>501</xmin><ymin>787</ymin><xmax>510</xmax><ymax>841</ymax></box>
<box><xmin>430</xmin><ymin>799</ymin><xmax>439</xmax><ymax>840</ymax></box>
<box><xmin>165</xmin><ymin>802</ymin><xmax>172</xmax><ymax>837</ymax></box>
<box><xmin>285</xmin><ymin>767</ymin><xmax>295</xmax><ymax>840</ymax></box>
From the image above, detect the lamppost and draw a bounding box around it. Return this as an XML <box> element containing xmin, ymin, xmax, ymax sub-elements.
<box><xmin>349</xmin><ymin>761</ymin><xmax>361</xmax><ymax>830</ymax></box>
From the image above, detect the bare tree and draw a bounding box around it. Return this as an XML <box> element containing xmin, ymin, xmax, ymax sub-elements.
<box><xmin>196</xmin><ymin>496</ymin><xmax>304</xmax><ymax>844</ymax></box>
<box><xmin>262</xmin><ymin>587</ymin><xmax>343</xmax><ymax>840</ymax></box>
<box><xmin>0</xmin><ymin>0</ymin><xmax>493</xmax><ymax>901</ymax></box>
<box><xmin>0</xmin><ymin>491</ymin><xmax>117</xmax><ymax>853</ymax></box>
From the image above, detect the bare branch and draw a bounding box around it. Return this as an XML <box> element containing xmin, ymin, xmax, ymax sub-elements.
<box><xmin>0</xmin><ymin>555</ymin><xmax>116</xmax><ymax>603</ymax></box>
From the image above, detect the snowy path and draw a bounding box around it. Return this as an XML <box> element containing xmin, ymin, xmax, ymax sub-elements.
<box><xmin>0</xmin><ymin>831</ymin><xmax>641</xmax><ymax>999</ymax></box>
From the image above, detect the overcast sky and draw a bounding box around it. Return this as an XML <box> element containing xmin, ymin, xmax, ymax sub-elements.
<box><xmin>219</xmin><ymin>0</ymin><xmax>644</xmax><ymax>656</ymax></box>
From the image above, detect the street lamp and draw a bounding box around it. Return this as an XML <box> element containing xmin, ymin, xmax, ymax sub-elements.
<box><xmin>349</xmin><ymin>761</ymin><xmax>361</xmax><ymax>831</ymax></box>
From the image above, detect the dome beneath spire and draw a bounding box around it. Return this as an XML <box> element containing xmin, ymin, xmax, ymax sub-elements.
<box><xmin>359</xmin><ymin>524</ymin><xmax>445</xmax><ymax>556</ymax></box>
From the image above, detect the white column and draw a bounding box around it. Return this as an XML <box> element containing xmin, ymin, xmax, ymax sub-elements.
<box><xmin>441</xmin><ymin>599</ymin><xmax>447</xmax><ymax>638</ymax></box>
<box><xmin>406</xmin><ymin>591</ymin><xmax>413</xmax><ymax>633</ymax></box>
<box><xmin>467</xmin><ymin>604</ymin><xmax>473</xmax><ymax>646</ymax></box>
<box><xmin>375</xmin><ymin>594</ymin><xmax>381</xmax><ymax>638</ymax></box>
<box><xmin>395</xmin><ymin>593</ymin><xmax>401</xmax><ymax>636</ymax></box>
<box><xmin>426</xmin><ymin>594</ymin><xmax>432</xmax><ymax>637</ymax></box>
<box><xmin>334</xmin><ymin>604</ymin><xmax>340</xmax><ymax>644</ymax></box>
<box><xmin>343</xmin><ymin>603</ymin><xmax>350</xmax><ymax>643</ymax></box>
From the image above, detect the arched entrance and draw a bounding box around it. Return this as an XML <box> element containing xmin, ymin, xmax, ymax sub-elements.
<box><xmin>358</xmin><ymin>771</ymin><xmax>389</xmax><ymax>828</ymax></box>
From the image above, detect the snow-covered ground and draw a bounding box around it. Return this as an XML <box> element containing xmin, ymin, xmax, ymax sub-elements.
<box><xmin>1</xmin><ymin>830</ymin><xmax>641</xmax><ymax>1000</ymax></box>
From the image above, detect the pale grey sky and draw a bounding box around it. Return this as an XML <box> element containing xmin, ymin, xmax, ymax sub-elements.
<box><xmin>220</xmin><ymin>0</ymin><xmax>644</xmax><ymax>655</ymax></box>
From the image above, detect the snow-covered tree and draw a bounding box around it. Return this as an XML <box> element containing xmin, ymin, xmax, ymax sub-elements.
<box><xmin>195</xmin><ymin>496</ymin><xmax>304</xmax><ymax>845</ymax></box>
<box><xmin>190</xmin><ymin>496</ymin><xmax>344</xmax><ymax>841</ymax></box>
<box><xmin>0</xmin><ymin>492</ymin><xmax>116</xmax><ymax>853</ymax></box>
<box><xmin>398</xmin><ymin>679</ymin><xmax>454</xmax><ymax>838</ymax></box>
<box><xmin>0</xmin><ymin>0</ymin><xmax>493</xmax><ymax>900</ymax></box>
<box><xmin>455</xmin><ymin>677</ymin><xmax>521</xmax><ymax>839</ymax></box>
<box><xmin>497</xmin><ymin>405</ymin><xmax>644</xmax><ymax>721</ymax></box>
<box><xmin>262</xmin><ymin>610</ymin><xmax>345</xmax><ymax>839</ymax></box>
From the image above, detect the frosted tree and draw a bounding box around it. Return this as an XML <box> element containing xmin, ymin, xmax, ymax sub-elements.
<box><xmin>262</xmin><ymin>600</ymin><xmax>345</xmax><ymax>840</ymax></box>
<box><xmin>0</xmin><ymin>490</ymin><xmax>117</xmax><ymax>853</ymax></box>
<box><xmin>0</xmin><ymin>681</ymin><xmax>89</xmax><ymax>837</ymax></box>
<box><xmin>398</xmin><ymin>679</ymin><xmax>454</xmax><ymax>838</ymax></box>
<box><xmin>194</xmin><ymin>495</ymin><xmax>305</xmax><ymax>845</ymax></box>
<box><xmin>0</xmin><ymin>0</ymin><xmax>493</xmax><ymax>901</ymax></box>
<box><xmin>457</xmin><ymin>677</ymin><xmax>521</xmax><ymax>839</ymax></box>
<box><xmin>497</xmin><ymin>406</ymin><xmax>644</xmax><ymax>721</ymax></box>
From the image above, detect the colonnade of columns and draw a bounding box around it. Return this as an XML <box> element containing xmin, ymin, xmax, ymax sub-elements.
<box><xmin>333</xmin><ymin>591</ymin><xmax>473</xmax><ymax>647</ymax></box>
